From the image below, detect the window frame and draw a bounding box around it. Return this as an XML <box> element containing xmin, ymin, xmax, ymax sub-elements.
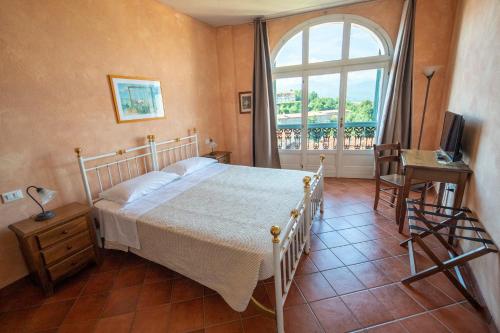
<box><xmin>272</xmin><ymin>14</ymin><xmax>393</xmax><ymax>153</ymax></box>
<box><xmin>271</xmin><ymin>14</ymin><xmax>393</xmax><ymax>75</ymax></box>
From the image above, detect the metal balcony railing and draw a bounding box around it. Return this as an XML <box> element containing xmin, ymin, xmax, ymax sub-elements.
<box><xmin>276</xmin><ymin>122</ymin><xmax>377</xmax><ymax>150</ymax></box>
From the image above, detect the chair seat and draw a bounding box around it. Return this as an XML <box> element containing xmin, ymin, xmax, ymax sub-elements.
<box><xmin>380</xmin><ymin>174</ymin><xmax>424</xmax><ymax>188</ymax></box>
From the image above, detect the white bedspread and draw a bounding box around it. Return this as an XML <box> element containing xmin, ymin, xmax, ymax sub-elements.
<box><xmin>95</xmin><ymin>163</ymin><xmax>229</xmax><ymax>249</ymax></box>
<box><xmin>95</xmin><ymin>164</ymin><xmax>313</xmax><ymax>311</ymax></box>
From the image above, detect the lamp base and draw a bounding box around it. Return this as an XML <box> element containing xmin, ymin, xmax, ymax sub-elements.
<box><xmin>35</xmin><ymin>211</ymin><xmax>55</xmax><ymax>221</ymax></box>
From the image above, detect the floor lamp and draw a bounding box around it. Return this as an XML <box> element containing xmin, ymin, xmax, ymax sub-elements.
<box><xmin>417</xmin><ymin>66</ymin><xmax>440</xmax><ymax>149</ymax></box>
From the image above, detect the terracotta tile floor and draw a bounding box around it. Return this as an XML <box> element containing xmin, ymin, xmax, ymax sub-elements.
<box><xmin>0</xmin><ymin>178</ymin><xmax>496</xmax><ymax>333</ymax></box>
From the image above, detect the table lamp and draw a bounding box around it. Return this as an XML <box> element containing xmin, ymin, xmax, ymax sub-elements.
<box><xmin>26</xmin><ymin>186</ymin><xmax>57</xmax><ymax>221</ymax></box>
<box><xmin>205</xmin><ymin>138</ymin><xmax>217</xmax><ymax>155</ymax></box>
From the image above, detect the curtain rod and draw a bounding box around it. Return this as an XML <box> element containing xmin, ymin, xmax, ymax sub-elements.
<box><xmin>259</xmin><ymin>0</ymin><xmax>377</xmax><ymax>23</ymax></box>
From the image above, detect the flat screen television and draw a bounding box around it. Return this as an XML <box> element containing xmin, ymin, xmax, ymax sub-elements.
<box><xmin>439</xmin><ymin>111</ymin><xmax>465</xmax><ymax>162</ymax></box>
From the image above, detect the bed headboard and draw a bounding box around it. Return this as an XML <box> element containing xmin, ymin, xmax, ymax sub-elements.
<box><xmin>75</xmin><ymin>129</ymin><xmax>199</xmax><ymax>206</ymax></box>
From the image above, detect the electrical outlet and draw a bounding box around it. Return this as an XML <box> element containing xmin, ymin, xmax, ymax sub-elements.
<box><xmin>1</xmin><ymin>189</ymin><xmax>24</xmax><ymax>203</ymax></box>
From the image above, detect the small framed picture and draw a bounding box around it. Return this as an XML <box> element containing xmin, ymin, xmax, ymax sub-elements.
<box><xmin>239</xmin><ymin>91</ymin><xmax>252</xmax><ymax>114</ymax></box>
<box><xmin>108</xmin><ymin>75</ymin><xmax>165</xmax><ymax>123</ymax></box>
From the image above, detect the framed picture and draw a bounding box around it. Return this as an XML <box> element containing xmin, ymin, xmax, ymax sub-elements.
<box><xmin>239</xmin><ymin>91</ymin><xmax>252</xmax><ymax>114</ymax></box>
<box><xmin>108</xmin><ymin>75</ymin><xmax>165</xmax><ymax>123</ymax></box>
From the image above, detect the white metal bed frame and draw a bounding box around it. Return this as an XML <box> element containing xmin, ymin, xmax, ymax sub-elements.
<box><xmin>74</xmin><ymin>129</ymin><xmax>324</xmax><ymax>333</ymax></box>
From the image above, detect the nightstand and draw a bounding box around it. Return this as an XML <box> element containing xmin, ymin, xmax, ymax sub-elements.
<box><xmin>203</xmin><ymin>151</ymin><xmax>231</xmax><ymax>164</ymax></box>
<box><xmin>9</xmin><ymin>202</ymin><xmax>100</xmax><ymax>295</ymax></box>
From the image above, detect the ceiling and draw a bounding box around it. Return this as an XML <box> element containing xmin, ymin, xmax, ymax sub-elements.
<box><xmin>159</xmin><ymin>0</ymin><xmax>368</xmax><ymax>26</ymax></box>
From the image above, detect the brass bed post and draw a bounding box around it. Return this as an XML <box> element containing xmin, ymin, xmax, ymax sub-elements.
<box><xmin>248</xmin><ymin>226</ymin><xmax>281</xmax><ymax>320</ymax></box>
<box><xmin>319</xmin><ymin>154</ymin><xmax>325</xmax><ymax>214</ymax></box>
<box><xmin>271</xmin><ymin>225</ymin><xmax>284</xmax><ymax>333</ymax></box>
<box><xmin>303</xmin><ymin>176</ymin><xmax>312</xmax><ymax>254</ymax></box>
<box><xmin>147</xmin><ymin>134</ymin><xmax>159</xmax><ymax>171</ymax></box>
<box><xmin>75</xmin><ymin>147</ymin><xmax>92</xmax><ymax>207</ymax></box>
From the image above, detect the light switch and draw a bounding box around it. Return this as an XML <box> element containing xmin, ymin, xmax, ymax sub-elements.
<box><xmin>1</xmin><ymin>189</ymin><xmax>24</xmax><ymax>203</ymax></box>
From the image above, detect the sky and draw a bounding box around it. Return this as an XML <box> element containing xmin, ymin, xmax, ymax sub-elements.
<box><xmin>274</xmin><ymin>22</ymin><xmax>384</xmax><ymax>102</ymax></box>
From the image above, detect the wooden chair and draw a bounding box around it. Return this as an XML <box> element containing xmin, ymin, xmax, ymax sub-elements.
<box><xmin>373</xmin><ymin>143</ymin><xmax>426</xmax><ymax>224</ymax></box>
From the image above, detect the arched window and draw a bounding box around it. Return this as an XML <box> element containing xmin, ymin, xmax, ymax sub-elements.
<box><xmin>272</xmin><ymin>15</ymin><xmax>392</xmax><ymax>176</ymax></box>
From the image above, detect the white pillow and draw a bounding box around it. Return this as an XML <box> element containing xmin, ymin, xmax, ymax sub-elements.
<box><xmin>99</xmin><ymin>171</ymin><xmax>179</xmax><ymax>204</ymax></box>
<box><xmin>162</xmin><ymin>157</ymin><xmax>217</xmax><ymax>176</ymax></box>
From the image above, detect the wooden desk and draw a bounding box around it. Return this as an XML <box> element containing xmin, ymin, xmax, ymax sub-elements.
<box><xmin>398</xmin><ymin>150</ymin><xmax>472</xmax><ymax>238</ymax></box>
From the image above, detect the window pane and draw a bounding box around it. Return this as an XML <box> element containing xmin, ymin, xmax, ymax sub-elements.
<box><xmin>349</xmin><ymin>23</ymin><xmax>384</xmax><ymax>58</ymax></box>
<box><xmin>307</xmin><ymin>74</ymin><xmax>340</xmax><ymax>150</ymax></box>
<box><xmin>309</xmin><ymin>23</ymin><xmax>343</xmax><ymax>63</ymax></box>
<box><xmin>275</xmin><ymin>77</ymin><xmax>302</xmax><ymax>150</ymax></box>
<box><xmin>275</xmin><ymin>31</ymin><xmax>303</xmax><ymax>67</ymax></box>
<box><xmin>344</xmin><ymin>68</ymin><xmax>383</xmax><ymax>150</ymax></box>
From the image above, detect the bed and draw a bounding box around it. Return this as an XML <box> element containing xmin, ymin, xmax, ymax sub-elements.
<box><xmin>74</xmin><ymin>130</ymin><xmax>324</xmax><ymax>333</ymax></box>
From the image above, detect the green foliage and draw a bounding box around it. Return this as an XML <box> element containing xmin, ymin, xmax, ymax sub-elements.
<box><xmin>277</xmin><ymin>90</ymin><xmax>375</xmax><ymax>122</ymax></box>
<box><xmin>345</xmin><ymin>100</ymin><xmax>375</xmax><ymax>122</ymax></box>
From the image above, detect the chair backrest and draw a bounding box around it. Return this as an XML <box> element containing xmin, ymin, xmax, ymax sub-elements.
<box><xmin>373</xmin><ymin>142</ymin><xmax>401</xmax><ymax>179</ymax></box>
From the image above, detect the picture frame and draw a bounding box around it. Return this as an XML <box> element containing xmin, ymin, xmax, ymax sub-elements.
<box><xmin>239</xmin><ymin>91</ymin><xmax>252</xmax><ymax>114</ymax></box>
<box><xmin>108</xmin><ymin>74</ymin><xmax>165</xmax><ymax>123</ymax></box>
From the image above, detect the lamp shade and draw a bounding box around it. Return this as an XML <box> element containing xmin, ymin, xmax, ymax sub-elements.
<box><xmin>38</xmin><ymin>188</ymin><xmax>56</xmax><ymax>205</ymax></box>
<box><xmin>423</xmin><ymin>65</ymin><xmax>441</xmax><ymax>77</ymax></box>
<box><xmin>26</xmin><ymin>186</ymin><xmax>57</xmax><ymax>221</ymax></box>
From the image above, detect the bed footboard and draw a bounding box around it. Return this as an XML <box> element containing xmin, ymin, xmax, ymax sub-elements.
<box><xmin>267</xmin><ymin>155</ymin><xmax>325</xmax><ymax>333</ymax></box>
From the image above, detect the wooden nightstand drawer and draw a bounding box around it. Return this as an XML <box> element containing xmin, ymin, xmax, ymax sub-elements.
<box><xmin>42</xmin><ymin>231</ymin><xmax>92</xmax><ymax>266</ymax></box>
<box><xmin>217</xmin><ymin>155</ymin><xmax>230</xmax><ymax>164</ymax></box>
<box><xmin>47</xmin><ymin>246</ymin><xmax>95</xmax><ymax>281</ymax></box>
<box><xmin>37</xmin><ymin>216</ymin><xmax>88</xmax><ymax>249</ymax></box>
<box><xmin>10</xmin><ymin>202</ymin><xmax>100</xmax><ymax>296</ymax></box>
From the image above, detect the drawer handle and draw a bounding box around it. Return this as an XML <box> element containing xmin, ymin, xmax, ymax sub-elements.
<box><xmin>70</xmin><ymin>262</ymin><xmax>77</xmax><ymax>266</ymax></box>
<box><xmin>61</xmin><ymin>230</ymin><xmax>69</xmax><ymax>235</ymax></box>
<box><xmin>66</xmin><ymin>245</ymin><xmax>73</xmax><ymax>250</ymax></box>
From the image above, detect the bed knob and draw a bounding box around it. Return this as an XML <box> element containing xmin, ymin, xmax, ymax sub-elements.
<box><xmin>319</xmin><ymin>154</ymin><xmax>326</xmax><ymax>163</ymax></box>
<box><xmin>270</xmin><ymin>226</ymin><xmax>281</xmax><ymax>243</ymax></box>
<box><xmin>74</xmin><ymin>147</ymin><xmax>82</xmax><ymax>158</ymax></box>
<box><xmin>303</xmin><ymin>176</ymin><xmax>311</xmax><ymax>189</ymax></box>
<box><xmin>290</xmin><ymin>209</ymin><xmax>299</xmax><ymax>219</ymax></box>
<box><xmin>147</xmin><ymin>134</ymin><xmax>156</xmax><ymax>142</ymax></box>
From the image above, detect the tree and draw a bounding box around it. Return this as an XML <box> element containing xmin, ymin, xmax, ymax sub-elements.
<box><xmin>277</xmin><ymin>89</ymin><xmax>375</xmax><ymax>123</ymax></box>
<box><xmin>345</xmin><ymin>100</ymin><xmax>374</xmax><ymax>122</ymax></box>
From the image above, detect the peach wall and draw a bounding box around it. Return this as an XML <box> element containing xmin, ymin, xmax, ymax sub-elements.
<box><xmin>217</xmin><ymin>0</ymin><xmax>457</xmax><ymax>167</ymax></box>
<box><xmin>0</xmin><ymin>0</ymin><xmax>225</xmax><ymax>288</ymax></box>
<box><xmin>444</xmin><ymin>0</ymin><xmax>500</xmax><ymax>326</ymax></box>
<box><xmin>413</xmin><ymin>0</ymin><xmax>457</xmax><ymax>149</ymax></box>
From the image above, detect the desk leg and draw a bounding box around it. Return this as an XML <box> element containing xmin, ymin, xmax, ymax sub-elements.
<box><xmin>436</xmin><ymin>184</ymin><xmax>445</xmax><ymax>213</ymax></box>
<box><xmin>448</xmin><ymin>173</ymin><xmax>469</xmax><ymax>245</ymax></box>
<box><xmin>398</xmin><ymin>169</ymin><xmax>413</xmax><ymax>234</ymax></box>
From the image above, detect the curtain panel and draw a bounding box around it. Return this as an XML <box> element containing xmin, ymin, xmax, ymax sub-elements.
<box><xmin>377</xmin><ymin>0</ymin><xmax>415</xmax><ymax>149</ymax></box>
<box><xmin>252</xmin><ymin>18</ymin><xmax>281</xmax><ymax>168</ymax></box>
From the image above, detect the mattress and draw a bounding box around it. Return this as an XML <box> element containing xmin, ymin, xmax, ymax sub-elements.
<box><xmin>94</xmin><ymin>163</ymin><xmax>313</xmax><ymax>311</ymax></box>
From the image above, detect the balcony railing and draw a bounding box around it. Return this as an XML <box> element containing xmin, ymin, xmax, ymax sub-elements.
<box><xmin>276</xmin><ymin>122</ymin><xmax>377</xmax><ymax>150</ymax></box>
